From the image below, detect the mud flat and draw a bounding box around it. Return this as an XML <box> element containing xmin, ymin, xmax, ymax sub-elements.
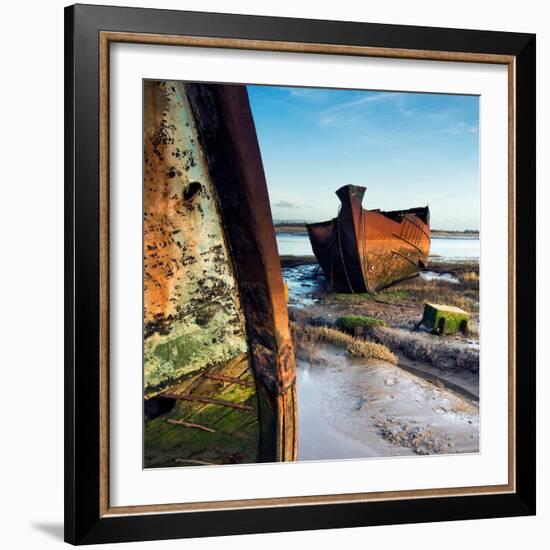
<box><xmin>296</xmin><ymin>344</ymin><xmax>479</xmax><ymax>461</ymax></box>
<box><xmin>283</xmin><ymin>259</ymin><xmax>480</xmax><ymax>356</ymax></box>
<box><xmin>284</xmin><ymin>255</ymin><xmax>480</xmax><ymax>460</ymax></box>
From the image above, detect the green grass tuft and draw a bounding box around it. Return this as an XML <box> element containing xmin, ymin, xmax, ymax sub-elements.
<box><xmin>335</xmin><ymin>315</ymin><xmax>386</xmax><ymax>334</ymax></box>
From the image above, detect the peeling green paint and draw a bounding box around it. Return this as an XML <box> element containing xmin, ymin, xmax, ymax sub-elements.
<box><xmin>143</xmin><ymin>81</ymin><xmax>248</xmax><ymax>397</ymax></box>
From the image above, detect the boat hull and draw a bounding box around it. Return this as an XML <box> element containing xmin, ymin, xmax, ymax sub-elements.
<box><xmin>307</xmin><ymin>185</ymin><xmax>430</xmax><ymax>293</ymax></box>
<box><xmin>143</xmin><ymin>81</ymin><xmax>297</xmax><ymax>466</ymax></box>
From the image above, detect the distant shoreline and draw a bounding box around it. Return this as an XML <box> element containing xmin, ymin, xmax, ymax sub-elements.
<box><xmin>274</xmin><ymin>223</ymin><xmax>479</xmax><ymax>239</ymax></box>
<box><xmin>278</xmin><ymin>254</ymin><xmax>479</xmax><ymax>268</ymax></box>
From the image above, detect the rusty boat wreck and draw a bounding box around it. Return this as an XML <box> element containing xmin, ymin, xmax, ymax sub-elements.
<box><xmin>143</xmin><ymin>81</ymin><xmax>297</xmax><ymax>468</ymax></box>
<box><xmin>307</xmin><ymin>185</ymin><xmax>431</xmax><ymax>293</ymax></box>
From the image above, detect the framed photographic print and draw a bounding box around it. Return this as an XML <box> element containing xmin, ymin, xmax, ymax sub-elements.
<box><xmin>65</xmin><ymin>3</ymin><xmax>536</xmax><ymax>545</ymax></box>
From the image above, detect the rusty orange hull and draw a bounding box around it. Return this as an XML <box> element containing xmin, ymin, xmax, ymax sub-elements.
<box><xmin>143</xmin><ymin>81</ymin><xmax>297</xmax><ymax>465</ymax></box>
<box><xmin>307</xmin><ymin>185</ymin><xmax>430</xmax><ymax>293</ymax></box>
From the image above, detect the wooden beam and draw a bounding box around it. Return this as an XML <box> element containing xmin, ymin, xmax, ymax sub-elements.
<box><xmin>166</xmin><ymin>419</ymin><xmax>216</xmax><ymax>432</ymax></box>
<box><xmin>162</xmin><ymin>392</ymin><xmax>254</xmax><ymax>412</ymax></box>
<box><xmin>204</xmin><ymin>373</ymin><xmax>255</xmax><ymax>387</ymax></box>
<box><xmin>174</xmin><ymin>458</ymin><xmax>215</xmax><ymax>466</ymax></box>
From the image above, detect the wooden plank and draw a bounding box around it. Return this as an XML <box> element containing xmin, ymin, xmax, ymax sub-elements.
<box><xmin>165</xmin><ymin>419</ymin><xmax>216</xmax><ymax>433</ymax></box>
<box><xmin>204</xmin><ymin>373</ymin><xmax>255</xmax><ymax>387</ymax></box>
<box><xmin>164</xmin><ymin>353</ymin><xmax>254</xmax><ymax>421</ymax></box>
<box><xmin>162</xmin><ymin>392</ymin><xmax>254</xmax><ymax>411</ymax></box>
<box><xmin>174</xmin><ymin>459</ymin><xmax>214</xmax><ymax>466</ymax></box>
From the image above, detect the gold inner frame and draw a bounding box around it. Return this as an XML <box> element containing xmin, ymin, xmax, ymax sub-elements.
<box><xmin>98</xmin><ymin>31</ymin><xmax>516</xmax><ymax>517</ymax></box>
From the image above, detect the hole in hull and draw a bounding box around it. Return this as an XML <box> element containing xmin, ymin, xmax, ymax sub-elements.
<box><xmin>183</xmin><ymin>181</ymin><xmax>202</xmax><ymax>201</ymax></box>
<box><xmin>144</xmin><ymin>396</ymin><xmax>177</xmax><ymax>421</ymax></box>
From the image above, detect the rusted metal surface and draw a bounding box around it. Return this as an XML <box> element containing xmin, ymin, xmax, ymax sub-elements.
<box><xmin>186</xmin><ymin>83</ymin><xmax>297</xmax><ymax>462</ymax></box>
<box><xmin>143</xmin><ymin>80</ymin><xmax>297</xmax><ymax>465</ymax></box>
<box><xmin>143</xmin><ymin>81</ymin><xmax>248</xmax><ymax>396</ymax></box>
<box><xmin>307</xmin><ymin>185</ymin><xmax>431</xmax><ymax>293</ymax></box>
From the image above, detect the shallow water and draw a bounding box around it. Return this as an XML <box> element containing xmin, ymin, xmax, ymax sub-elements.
<box><xmin>276</xmin><ymin>232</ymin><xmax>480</xmax><ymax>260</ymax></box>
<box><xmin>419</xmin><ymin>271</ymin><xmax>460</xmax><ymax>284</ymax></box>
<box><xmin>281</xmin><ymin>264</ymin><xmax>327</xmax><ymax>305</ymax></box>
<box><xmin>281</xmin><ymin>264</ymin><xmax>461</xmax><ymax>306</ymax></box>
<box><xmin>429</xmin><ymin>237</ymin><xmax>479</xmax><ymax>259</ymax></box>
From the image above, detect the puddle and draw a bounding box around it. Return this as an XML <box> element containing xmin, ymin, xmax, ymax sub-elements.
<box><xmin>281</xmin><ymin>264</ymin><xmax>328</xmax><ymax>306</ymax></box>
<box><xmin>419</xmin><ymin>271</ymin><xmax>460</xmax><ymax>284</ymax></box>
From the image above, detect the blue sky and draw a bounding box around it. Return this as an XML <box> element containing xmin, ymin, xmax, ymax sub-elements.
<box><xmin>248</xmin><ymin>85</ymin><xmax>479</xmax><ymax>231</ymax></box>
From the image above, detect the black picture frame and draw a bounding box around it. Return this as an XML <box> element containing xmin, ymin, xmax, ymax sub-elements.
<box><xmin>65</xmin><ymin>3</ymin><xmax>536</xmax><ymax>545</ymax></box>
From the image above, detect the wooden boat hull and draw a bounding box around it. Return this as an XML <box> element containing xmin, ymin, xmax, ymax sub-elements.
<box><xmin>307</xmin><ymin>185</ymin><xmax>430</xmax><ymax>293</ymax></box>
<box><xmin>143</xmin><ymin>81</ymin><xmax>297</xmax><ymax>467</ymax></box>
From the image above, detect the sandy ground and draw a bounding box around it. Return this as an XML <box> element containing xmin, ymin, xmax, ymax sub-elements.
<box><xmin>297</xmin><ymin>344</ymin><xmax>479</xmax><ymax>461</ymax></box>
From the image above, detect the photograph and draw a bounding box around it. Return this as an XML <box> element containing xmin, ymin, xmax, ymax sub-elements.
<box><xmin>143</xmin><ymin>80</ymin><xmax>480</xmax><ymax>468</ymax></box>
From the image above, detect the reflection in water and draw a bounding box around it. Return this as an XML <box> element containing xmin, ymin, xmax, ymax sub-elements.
<box><xmin>281</xmin><ymin>264</ymin><xmax>327</xmax><ymax>306</ymax></box>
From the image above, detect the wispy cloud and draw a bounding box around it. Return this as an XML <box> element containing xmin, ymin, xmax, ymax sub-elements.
<box><xmin>445</xmin><ymin>121</ymin><xmax>478</xmax><ymax>135</ymax></box>
<box><xmin>311</xmin><ymin>91</ymin><xmax>478</xmax><ymax>143</ymax></box>
<box><xmin>320</xmin><ymin>92</ymin><xmax>401</xmax><ymax>117</ymax></box>
<box><xmin>313</xmin><ymin>92</ymin><xmax>408</xmax><ymax>134</ymax></box>
<box><xmin>287</xmin><ymin>88</ymin><xmax>334</xmax><ymax>102</ymax></box>
<box><xmin>273</xmin><ymin>200</ymin><xmax>296</xmax><ymax>208</ymax></box>
<box><xmin>318</xmin><ymin>116</ymin><xmax>336</xmax><ymax>126</ymax></box>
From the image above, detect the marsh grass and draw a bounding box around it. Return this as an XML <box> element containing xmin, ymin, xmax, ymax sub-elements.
<box><xmin>346</xmin><ymin>340</ymin><xmax>397</xmax><ymax>362</ymax></box>
<box><xmin>320</xmin><ymin>262</ymin><xmax>479</xmax><ymax>314</ymax></box>
<box><xmin>378</xmin><ymin>275</ymin><xmax>479</xmax><ymax>313</ymax></box>
<box><xmin>461</xmin><ymin>271</ymin><xmax>479</xmax><ymax>283</ymax></box>
<box><xmin>291</xmin><ymin>321</ymin><xmax>398</xmax><ymax>364</ymax></box>
<box><xmin>327</xmin><ymin>292</ymin><xmax>374</xmax><ymax>304</ymax></box>
<box><xmin>324</xmin><ymin>280</ymin><xmax>477</xmax><ymax>314</ymax></box>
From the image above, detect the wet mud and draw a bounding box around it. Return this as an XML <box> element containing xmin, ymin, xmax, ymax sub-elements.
<box><xmin>297</xmin><ymin>344</ymin><xmax>479</xmax><ymax>461</ymax></box>
<box><xmin>285</xmin><ymin>255</ymin><xmax>480</xmax><ymax>459</ymax></box>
